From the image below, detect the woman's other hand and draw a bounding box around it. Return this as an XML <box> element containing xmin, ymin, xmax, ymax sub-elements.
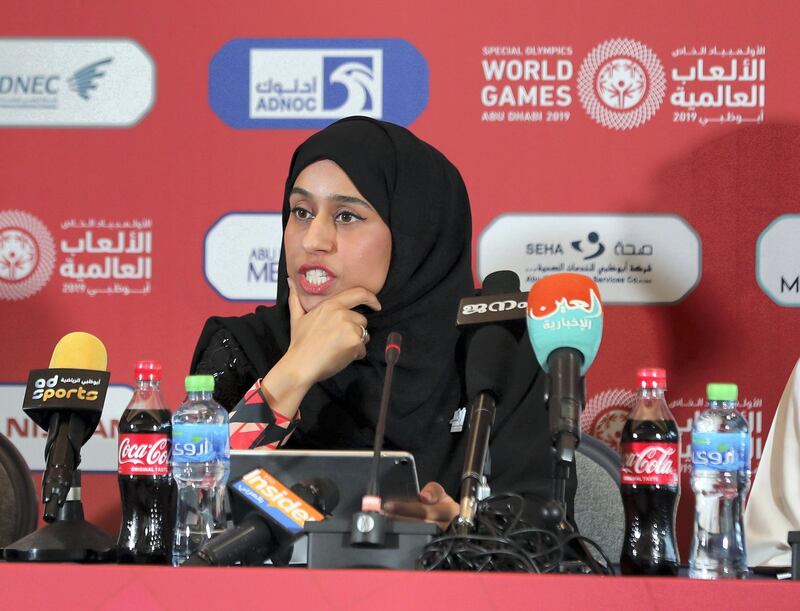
<box><xmin>383</xmin><ymin>481</ymin><xmax>459</xmax><ymax>531</ymax></box>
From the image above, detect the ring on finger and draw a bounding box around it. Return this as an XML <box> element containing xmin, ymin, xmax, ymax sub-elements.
<box><xmin>360</xmin><ymin>325</ymin><xmax>370</xmax><ymax>344</ymax></box>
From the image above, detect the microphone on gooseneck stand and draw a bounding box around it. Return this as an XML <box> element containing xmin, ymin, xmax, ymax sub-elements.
<box><xmin>454</xmin><ymin>324</ymin><xmax>517</xmax><ymax>534</ymax></box>
<box><xmin>305</xmin><ymin>332</ymin><xmax>438</xmax><ymax>569</ymax></box>
<box><xmin>350</xmin><ymin>332</ymin><xmax>402</xmax><ymax>546</ymax></box>
<box><xmin>182</xmin><ymin>472</ymin><xmax>338</xmax><ymax>566</ymax></box>
<box><xmin>453</xmin><ymin>269</ymin><xmax>522</xmax><ymax>533</ymax></box>
<box><xmin>4</xmin><ymin>332</ymin><xmax>116</xmax><ymax>562</ymax></box>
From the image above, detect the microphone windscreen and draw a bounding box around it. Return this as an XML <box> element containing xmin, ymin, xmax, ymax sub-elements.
<box><xmin>465</xmin><ymin>324</ymin><xmax>517</xmax><ymax>401</ymax></box>
<box><xmin>526</xmin><ymin>273</ymin><xmax>603</xmax><ymax>375</ymax></box>
<box><xmin>48</xmin><ymin>332</ymin><xmax>108</xmax><ymax>370</ymax></box>
<box><xmin>386</xmin><ymin>331</ymin><xmax>402</xmax><ymax>354</ymax></box>
<box><xmin>481</xmin><ymin>270</ymin><xmax>520</xmax><ymax>295</ymax></box>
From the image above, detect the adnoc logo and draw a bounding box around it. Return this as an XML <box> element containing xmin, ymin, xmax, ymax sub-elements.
<box><xmin>0</xmin><ymin>210</ymin><xmax>56</xmax><ymax>300</ymax></box>
<box><xmin>210</xmin><ymin>39</ymin><xmax>428</xmax><ymax>128</ymax></box>
<box><xmin>577</xmin><ymin>38</ymin><xmax>666</xmax><ymax>130</ymax></box>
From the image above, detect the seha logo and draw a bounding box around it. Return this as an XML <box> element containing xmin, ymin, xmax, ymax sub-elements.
<box><xmin>209</xmin><ymin>38</ymin><xmax>428</xmax><ymax>129</ymax></box>
<box><xmin>0</xmin><ymin>210</ymin><xmax>56</xmax><ymax>300</ymax></box>
<box><xmin>577</xmin><ymin>38</ymin><xmax>666</xmax><ymax>130</ymax></box>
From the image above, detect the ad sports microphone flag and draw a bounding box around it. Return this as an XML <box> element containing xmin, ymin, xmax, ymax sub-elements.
<box><xmin>23</xmin><ymin>332</ymin><xmax>110</xmax><ymax>427</ymax></box>
<box><xmin>526</xmin><ymin>273</ymin><xmax>603</xmax><ymax>375</ymax></box>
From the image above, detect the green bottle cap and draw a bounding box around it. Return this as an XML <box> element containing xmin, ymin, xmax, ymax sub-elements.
<box><xmin>707</xmin><ymin>383</ymin><xmax>738</xmax><ymax>402</ymax></box>
<box><xmin>185</xmin><ymin>374</ymin><xmax>215</xmax><ymax>393</ymax></box>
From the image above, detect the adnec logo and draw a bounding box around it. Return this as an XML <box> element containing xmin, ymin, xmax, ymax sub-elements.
<box><xmin>209</xmin><ymin>39</ymin><xmax>428</xmax><ymax>129</ymax></box>
<box><xmin>0</xmin><ymin>210</ymin><xmax>56</xmax><ymax>300</ymax></box>
<box><xmin>577</xmin><ymin>38</ymin><xmax>666</xmax><ymax>130</ymax></box>
<box><xmin>0</xmin><ymin>38</ymin><xmax>155</xmax><ymax>127</ymax></box>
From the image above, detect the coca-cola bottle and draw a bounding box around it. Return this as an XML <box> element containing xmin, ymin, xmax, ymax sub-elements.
<box><xmin>117</xmin><ymin>360</ymin><xmax>176</xmax><ymax>564</ymax></box>
<box><xmin>620</xmin><ymin>367</ymin><xmax>680</xmax><ymax>576</ymax></box>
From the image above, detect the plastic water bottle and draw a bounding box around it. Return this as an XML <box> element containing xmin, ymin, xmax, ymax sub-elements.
<box><xmin>689</xmin><ymin>383</ymin><xmax>751</xmax><ymax>579</ymax></box>
<box><xmin>171</xmin><ymin>374</ymin><xmax>230</xmax><ymax>566</ymax></box>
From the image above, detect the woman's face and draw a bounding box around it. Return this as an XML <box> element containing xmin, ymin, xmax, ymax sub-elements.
<box><xmin>284</xmin><ymin>160</ymin><xmax>392</xmax><ymax>312</ymax></box>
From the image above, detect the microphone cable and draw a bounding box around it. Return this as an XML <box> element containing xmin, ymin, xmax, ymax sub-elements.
<box><xmin>416</xmin><ymin>492</ymin><xmax>615</xmax><ymax>575</ymax></box>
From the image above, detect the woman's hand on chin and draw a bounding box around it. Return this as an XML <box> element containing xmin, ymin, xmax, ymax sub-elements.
<box><xmin>383</xmin><ymin>481</ymin><xmax>459</xmax><ymax>531</ymax></box>
<box><xmin>284</xmin><ymin>277</ymin><xmax>381</xmax><ymax>386</ymax></box>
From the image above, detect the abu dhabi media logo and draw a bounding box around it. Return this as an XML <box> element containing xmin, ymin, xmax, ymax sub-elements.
<box><xmin>210</xmin><ymin>39</ymin><xmax>428</xmax><ymax>129</ymax></box>
<box><xmin>577</xmin><ymin>38</ymin><xmax>666</xmax><ymax>130</ymax></box>
<box><xmin>0</xmin><ymin>210</ymin><xmax>56</xmax><ymax>300</ymax></box>
<box><xmin>204</xmin><ymin>213</ymin><xmax>283</xmax><ymax>301</ymax></box>
<box><xmin>756</xmin><ymin>215</ymin><xmax>800</xmax><ymax>307</ymax></box>
<box><xmin>0</xmin><ymin>38</ymin><xmax>154</xmax><ymax>127</ymax></box>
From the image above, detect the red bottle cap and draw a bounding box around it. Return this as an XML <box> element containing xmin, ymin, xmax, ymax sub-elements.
<box><xmin>637</xmin><ymin>367</ymin><xmax>667</xmax><ymax>390</ymax></box>
<box><xmin>134</xmin><ymin>360</ymin><xmax>162</xmax><ymax>381</ymax></box>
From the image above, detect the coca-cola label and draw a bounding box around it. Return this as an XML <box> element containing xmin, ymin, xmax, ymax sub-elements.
<box><xmin>620</xmin><ymin>441</ymin><xmax>679</xmax><ymax>486</ymax></box>
<box><xmin>118</xmin><ymin>434</ymin><xmax>171</xmax><ymax>476</ymax></box>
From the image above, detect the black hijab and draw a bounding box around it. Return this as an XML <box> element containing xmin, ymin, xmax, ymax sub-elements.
<box><xmin>193</xmin><ymin>117</ymin><xmax>474</xmax><ymax>483</ymax></box>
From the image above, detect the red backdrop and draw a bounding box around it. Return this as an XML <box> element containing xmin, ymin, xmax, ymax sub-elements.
<box><xmin>2</xmin><ymin>1</ymin><xmax>799</xmax><ymax>556</ymax></box>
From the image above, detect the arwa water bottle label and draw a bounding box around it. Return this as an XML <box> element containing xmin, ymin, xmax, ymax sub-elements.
<box><xmin>621</xmin><ymin>442</ymin><xmax>679</xmax><ymax>485</ymax></box>
<box><xmin>172</xmin><ymin>423</ymin><xmax>230</xmax><ymax>462</ymax></box>
<box><xmin>692</xmin><ymin>431</ymin><xmax>750</xmax><ymax>472</ymax></box>
<box><xmin>118</xmin><ymin>434</ymin><xmax>171</xmax><ymax>476</ymax></box>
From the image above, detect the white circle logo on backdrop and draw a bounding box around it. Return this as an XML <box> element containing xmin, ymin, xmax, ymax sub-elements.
<box><xmin>578</xmin><ymin>38</ymin><xmax>666</xmax><ymax>130</ymax></box>
<box><xmin>0</xmin><ymin>210</ymin><xmax>56</xmax><ymax>300</ymax></box>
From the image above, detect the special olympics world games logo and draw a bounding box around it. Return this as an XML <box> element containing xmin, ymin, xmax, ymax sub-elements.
<box><xmin>581</xmin><ymin>388</ymin><xmax>638</xmax><ymax>452</ymax></box>
<box><xmin>0</xmin><ymin>210</ymin><xmax>56</xmax><ymax>300</ymax></box>
<box><xmin>578</xmin><ymin>38</ymin><xmax>666</xmax><ymax>130</ymax></box>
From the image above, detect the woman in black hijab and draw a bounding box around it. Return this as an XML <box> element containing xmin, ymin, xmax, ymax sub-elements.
<box><xmin>192</xmin><ymin>116</ymin><xmax>569</xmax><ymax>526</ymax></box>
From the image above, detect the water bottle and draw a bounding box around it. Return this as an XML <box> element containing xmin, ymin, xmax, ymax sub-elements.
<box><xmin>171</xmin><ymin>374</ymin><xmax>230</xmax><ymax>566</ymax></box>
<box><xmin>689</xmin><ymin>383</ymin><xmax>751</xmax><ymax>579</ymax></box>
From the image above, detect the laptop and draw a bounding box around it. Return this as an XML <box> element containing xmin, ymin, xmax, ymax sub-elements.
<box><xmin>230</xmin><ymin>449</ymin><xmax>420</xmax><ymax>515</ymax></box>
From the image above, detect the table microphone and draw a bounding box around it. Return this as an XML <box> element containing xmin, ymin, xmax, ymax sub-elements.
<box><xmin>183</xmin><ymin>470</ymin><xmax>338</xmax><ymax>566</ymax></box>
<box><xmin>526</xmin><ymin>273</ymin><xmax>603</xmax><ymax>463</ymax></box>
<box><xmin>454</xmin><ymin>324</ymin><xmax>517</xmax><ymax>533</ymax></box>
<box><xmin>22</xmin><ymin>332</ymin><xmax>110</xmax><ymax>521</ymax></box>
<box><xmin>350</xmin><ymin>332</ymin><xmax>402</xmax><ymax>545</ymax></box>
